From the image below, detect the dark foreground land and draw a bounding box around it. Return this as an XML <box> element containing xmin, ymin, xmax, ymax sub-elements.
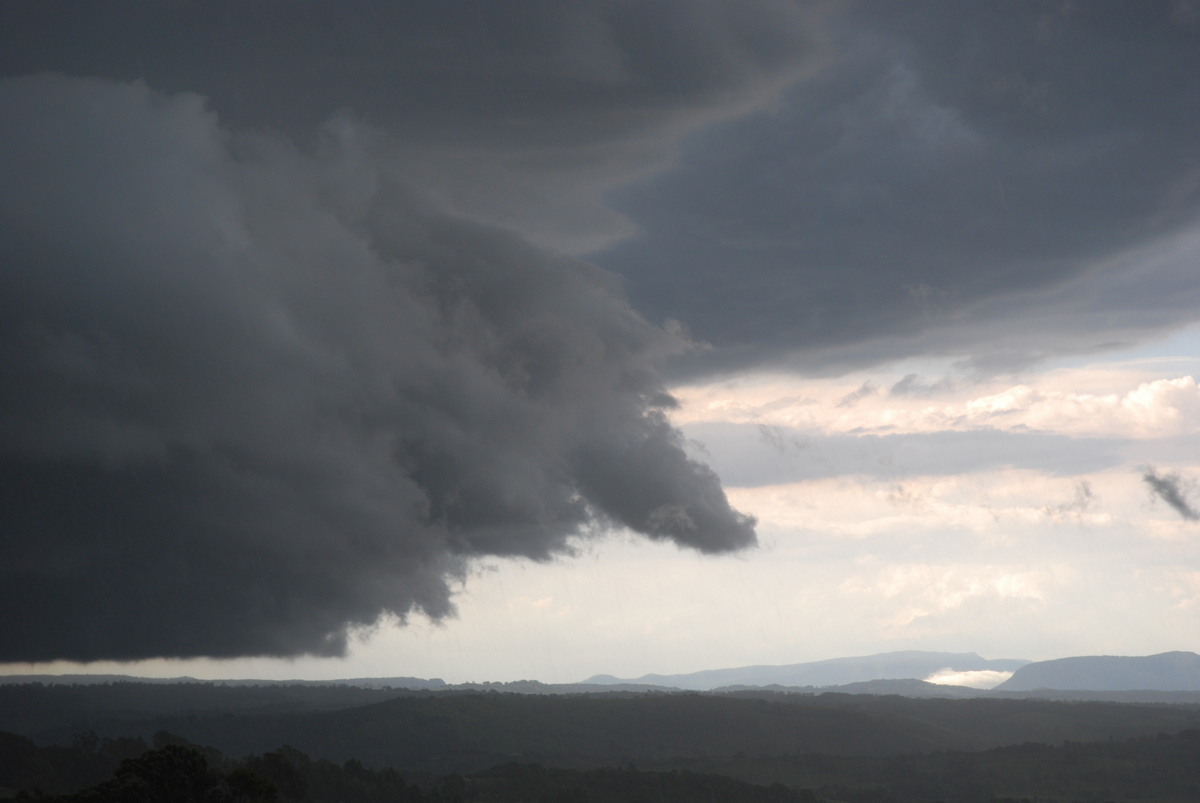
<box><xmin>2</xmin><ymin>682</ymin><xmax>1199</xmax><ymax>801</ymax></box>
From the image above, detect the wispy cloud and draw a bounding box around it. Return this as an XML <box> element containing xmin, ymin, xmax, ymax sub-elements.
<box><xmin>1143</xmin><ymin>468</ymin><xmax>1199</xmax><ymax>521</ymax></box>
<box><xmin>836</xmin><ymin>381</ymin><xmax>877</xmax><ymax>408</ymax></box>
<box><xmin>889</xmin><ymin>373</ymin><xmax>955</xmax><ymax>397</ymax></box>
<box><xmin>1042</xmin><ymin>481</ymin><xmax>1095</xmax><ymax>523</ymax></box>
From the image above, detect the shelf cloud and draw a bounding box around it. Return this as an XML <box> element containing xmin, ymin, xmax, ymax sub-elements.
<box><xmin>0</xmin><ymin>75</ymin><xmax>754</xmax><ymax>662</ymax></box>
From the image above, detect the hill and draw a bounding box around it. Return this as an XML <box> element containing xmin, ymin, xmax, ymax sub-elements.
<box><xmin>995</xmin><ymin>651</ymin><xmax>1200</xmax><ymax>692</ymax></box>
<box><xmin>4</xmin><ymin>683</ymin><xmax>1200</xmax><ymax>776</ymax></box>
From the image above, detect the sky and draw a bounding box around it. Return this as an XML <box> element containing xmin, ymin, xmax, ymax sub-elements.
<box><xmin>1</xmin><ymin>1</ymin><xmax>1199</xmax><ymax>685</ymax></box>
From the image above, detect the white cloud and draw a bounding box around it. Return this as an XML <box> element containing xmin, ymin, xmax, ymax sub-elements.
<box><xmin>923</xmin><ymin>668</ymin><xmax>1014</xmax><ymax>689</ymax></box>
<box><xmin>962</xmin><ymin>376</ymin><xmax>1200</xmax><ymax>438</ymax></box>
<box><xmin>669</xmin><ymin>367</ymin><xmax>1200</xmax><ymax>440</ymax></box>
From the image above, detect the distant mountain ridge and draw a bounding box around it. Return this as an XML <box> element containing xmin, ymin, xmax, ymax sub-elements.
<box><xmin>994</xmin><ymin>651</ymin><xmax>1200</xmax><ymax>692</ymax></box>
<box><xmin>582</xmin><ymin>650</ymin><xmax>1029</xmax><ymax>691</ymax></box>
<box><xmin>6</xmin><ymin>650</ymin><xmax>1197</xmax><ymax>697</ymax></box>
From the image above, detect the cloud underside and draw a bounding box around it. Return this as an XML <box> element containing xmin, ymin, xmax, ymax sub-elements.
<box><xmin>0</xmin><ymin>1</ymin><xmax>828</xmax><ymax>257</ymax></box>
<box><xmin>5</xmin><ymin>4</ymin><xmax>1198</xmax><ymax>376</ymax></box>
<box><xmin>0</xmin><ymin>76</ymin><xmax>755</xmax><ymax>662</ymax></box>
<box><xmin>601</xmin><ymin>2</ymin><xmax>1200</xmax><ymax>375</ymax></box>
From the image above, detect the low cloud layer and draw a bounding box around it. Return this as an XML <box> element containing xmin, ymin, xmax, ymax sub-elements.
<box><xmin>923</xmin><ymin>668</ymin><xmax>1014</xmax><ymax>690</ymax></box>
<box><xmin>0</xmin><ymin>75</ymin><xmax>754</xmax><ymax>662</ymax></box>
<box><xmin>673</xmin><ymin>373</ymin><xmax>1200</xmax><ymax>441</ymax></box>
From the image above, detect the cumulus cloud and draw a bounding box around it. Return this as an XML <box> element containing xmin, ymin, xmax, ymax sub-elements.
<box><xmin>1143</xmin><ymin>468</ymin><xmax>1199</xmax><ymax>521</ymax></box>
<box><xmin>0</xmin><ymin>75</ymin><xmax>755</xmax><ymax>663</ymax></box>
<box><xmin>961</xmin><ymin>377</ymin><xmax>1200</xmax><ymax>438</ymax></box>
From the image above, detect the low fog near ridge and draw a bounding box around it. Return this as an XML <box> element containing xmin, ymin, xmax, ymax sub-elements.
<box><xmin>2</xmin><ymin>2</ymin><xmax>1200</xmax><ymax>681</ymax></box>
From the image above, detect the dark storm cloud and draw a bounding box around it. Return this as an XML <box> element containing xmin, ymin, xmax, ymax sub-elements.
<box><xmin>1142</xmin><ymin>468</ymin><xmax>1199</xmax><ymax>521</ymax></box>
<box><xmin>0</xmin><ymin>0</ymin><xmax>831</xmax><ymax>254</ymax></box>
<box><xmin>596</xmin><ymin>0</ymin><xmax>1200</xmax><ymax>374</ymax></box>
<box><xmin>0</xmin><ymin>75</ymin><xmax>754</xmax><ymax>662</ymax></box>
<box><xmin>0</xmin><ymin>0</ymin><xmax>819</xmax><ymax>138</ymax></box>
<box><xmin>14</xmin><ymin>2</ymin><xmax>1194</xmax><ymax>378</ymax></box>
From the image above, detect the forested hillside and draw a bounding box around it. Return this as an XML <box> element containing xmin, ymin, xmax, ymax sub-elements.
<box><xmin>3</xmin><ymin>683</ymin><xmax>1200</xmax><ymax>800</ymax></box>
<box><xmin>3</xmin><ymin>726</ymin><xmax>1199</xmax><ymax>802</ymax></box>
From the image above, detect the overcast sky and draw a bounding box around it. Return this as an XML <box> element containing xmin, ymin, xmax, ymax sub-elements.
<box><xmin>2</xmin><ymin>1</ymin><xmax>1199</xmax><ymax>684</ymax></box>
